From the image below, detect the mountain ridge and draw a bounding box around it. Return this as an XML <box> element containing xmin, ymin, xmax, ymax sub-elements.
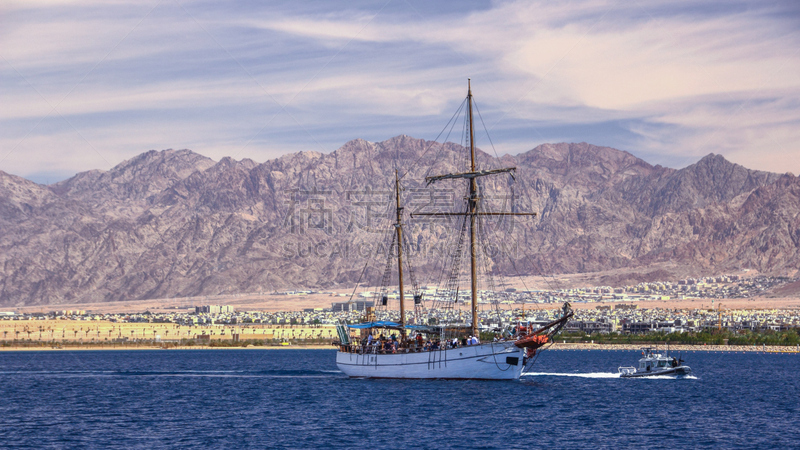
<box><xmin>0</xmin><ymin>137</ymin><xmax>797</xmax><ymax>306</ymax></box>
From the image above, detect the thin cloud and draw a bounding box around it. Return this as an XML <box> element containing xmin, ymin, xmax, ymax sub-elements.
<box><xmin>0</xmin><ymin>0</ymin><xmax>798</xmax><ymax>180</ymax></box>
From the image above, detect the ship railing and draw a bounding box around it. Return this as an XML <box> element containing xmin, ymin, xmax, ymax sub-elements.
<box><xmin>339</xmin><ymin>341</ymin><xmax>457</xmax><ymax>354</ymax></box>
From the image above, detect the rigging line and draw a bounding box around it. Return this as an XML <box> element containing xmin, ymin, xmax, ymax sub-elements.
<box><xmin>347</xmin><ymin>256</ymin><xmax>373</xmax><ymax>304</ymax></box>
<box><xmin>479</xmin><ymin>191</ymin><xmax>559</xmax><ymax>295</ymax></box>
<box><xmin>489</xmin><ymin>342</ymin><xmax>513</xmax><ymax>371</ymax></box>
<box><xmin>472</xmin><ymin>178</ymin><xmax>562</xmax><ymax>297</ymax></box>
<box><xmin>406</xmin><ymin>104</ymin><xmax>468</xmax><ymax>312</ymax></box>
<box><xmin>356</xmin><ymin>209</ymin><xmax>394</xmax><ymax>314</ymax></box>
<box><xmin>417</xmin><ymin>219</ymin><xmax>450</xmax><ymax>313</ymax></box>
<box><xmin>422</xmin><ymin>188</ymin><xmax>467</xmax><ymax>308</ymax></box>
<box><xmin>400</xmin><ymin>226</ymin><xmax>426</xmax><ymax>324</ymax></box>
<box><xmin>423</xmin><ymin>99</ymin><xmax>467</xmax><ymax>181</ymax></box>
<box><xmin>475</xmin><ymin>198</ymin><xmax>504</xmax><ymax>324</ymax></box>
<box><xmin>523</xmin><ymin>344</ymin><xmax>548</xmax><ymax>373</ymax></box>
<box><xmin>449</xmin><ymin>189</ymin><xmax>471</xmax><ymax>313</ymax></box>
<box><xmin>482</xmin><ymin>216</ymin><xmax>537</xmax><ymax>305</ymax></box>
<box><xmin>416</xmin><ymin>215</ymin><xmax>446</xmax><ymax>292</ymax></box>
<box><xmin>479</xmin><ymin>181</ymin><xmax>513</xmax><ymax>304</ymax></box>
<box><xmin>476</xmin><ymin>184</ymin><xmax>546</xmax><ymax>307</ymax></box>
<box><xmin>472</xmin><ymin>99</ymin><xmax>503</xmax><ymax>166</ymax></box>
<box><xmin>475</xmin><ymin>211</ymin><xmax>491</xmax><ymax>316</ymax></box>
<box><xmin>441</xmin><ymin>192</ymin><xmax>467</xmax><ymax>294</ymax></box>
<box><xmin>421</xmin><ymin>230</ymin><xmax>445</xmax><ymax>306</ymax></box>
<box><xmin>474</xmin><ymin>96</ymin><xmax>561</xmax><ymax>304</ymax></box>
<box><xmin>436</xmin><ymin>206</ymin><xmax>469</xmax><ymax>312</ymax></box>
<box><xmin>373</xmin><ymin>231</ymin><xmax>398</xmax><ymax>311</ymax></box>
<box><xmin>400</xmin><ymin>229</ymin><xmax>420</xmax><ymax>296</ymax></box>
<box><xmin>398</xmin><ymin>97</ymin><xmax>467</xmax><ymax>181</ymax></box>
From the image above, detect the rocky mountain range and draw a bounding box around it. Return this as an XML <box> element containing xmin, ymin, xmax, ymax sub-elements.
<box><xmin>1</xmin><ymin>136</ymin><xmax>798</xmax><ymax>306</ymax></box>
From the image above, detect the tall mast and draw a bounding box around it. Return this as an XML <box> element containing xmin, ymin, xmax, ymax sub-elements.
<box><xmin>395</xmin><ymin>170</ymin><xmax>406</xmax><ymax>335</ymax></box>
<box><xmin>413</xmin><ymin>80</ymin><xmax>537</xmax><ymax>341</ymax></box>
<box><xmin>467</xmin><ymin>79</ymin><xmax>479</xmax><ymax>337</ymax></box>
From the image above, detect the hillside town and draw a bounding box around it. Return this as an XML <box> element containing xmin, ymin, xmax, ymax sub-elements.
<box><xmin>1</xmin><ymin>276</ymin><xmax>798</xmax><ymax>342</ymax></box>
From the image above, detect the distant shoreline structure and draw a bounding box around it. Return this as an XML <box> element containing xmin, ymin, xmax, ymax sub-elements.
<box><xmin>8</xmin><ymin>272</ymin><xmax>800</xmax><ymax>316</ymax></box>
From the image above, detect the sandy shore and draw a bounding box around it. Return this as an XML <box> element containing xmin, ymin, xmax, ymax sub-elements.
<box><xmin>0</xmin><ymin>319</ymin><xmax>344</xmax><ymax>343</ymax></box>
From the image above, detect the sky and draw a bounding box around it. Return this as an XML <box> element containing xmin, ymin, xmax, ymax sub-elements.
<box><xmin>1</xmin><ymin>0</ymin><xmax>798</xmax><ymax>183</ymax></box>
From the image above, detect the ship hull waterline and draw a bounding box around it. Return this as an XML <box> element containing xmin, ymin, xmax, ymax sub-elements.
<box><xmin>336</xmin><ymin>342</ymin><xmax>526</xmax><ymax>380</ymax></box>
<box><xmin>619</xmin><ymin>366</ymin><xmax>692</xmax><ymax>378</ymax></box>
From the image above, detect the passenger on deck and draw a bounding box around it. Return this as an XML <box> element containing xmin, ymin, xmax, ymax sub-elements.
<box><xmin>379</xmin><ymin>334</ymin><xmax>387</xmax><ymax>353</ymax></box>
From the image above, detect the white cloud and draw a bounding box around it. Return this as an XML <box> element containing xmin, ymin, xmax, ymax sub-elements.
<box><xmin>1</xmin><ymin>0</ymin><xmax>799</xmax><ymax>178</ymax></box>
<box><xmin>635</xmin><ymin>91</ymin><xmax>800</xmax><ymax>171</ymax></box>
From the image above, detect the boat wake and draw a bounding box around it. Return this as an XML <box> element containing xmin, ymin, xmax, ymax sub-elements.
<box><xmin>522</xmin><ymin>372</ymin><xmax>698</xmax><ymax>380</ymax></box>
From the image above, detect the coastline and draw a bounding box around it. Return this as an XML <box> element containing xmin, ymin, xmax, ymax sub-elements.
<box><xmin>1</xmin><ymin>342</ymin><xmax>798</xmax><ymax>353</ymax></box>
<box><xmin>547</xmin><ymin>342</ymin><xmax>800</xmax><ymax>353</ymax></box>
<box><xmin>0</xmin><ymin>344</ymin><xmax>336</xmax><ymax>351</ymax></box>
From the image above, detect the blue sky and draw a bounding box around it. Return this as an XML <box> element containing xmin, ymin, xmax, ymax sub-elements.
<box><xmin>1</xmin><ymin>0</ymin><xmax>798</xmax><ymax>183</ymax></box>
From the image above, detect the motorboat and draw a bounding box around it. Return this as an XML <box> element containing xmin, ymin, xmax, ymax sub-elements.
<box><xmin>618</xmin><ymin>347</ymin><xmax>691</xmax><ymax>378</ymax></box>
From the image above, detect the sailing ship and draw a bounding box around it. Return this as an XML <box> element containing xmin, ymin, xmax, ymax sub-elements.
<box><xmin>335</xmin><ymin>81</ymin><xmax>572</xmax><ymax>380</ymax></box>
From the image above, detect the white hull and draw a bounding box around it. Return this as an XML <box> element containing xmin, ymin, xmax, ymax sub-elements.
<box><xmin>620</xmin><ymin>365</ymin><xmax>692</xmax><ymax>378</ymax></box>
<box><xmin>336</xmin><ymin>342</ymin><xmax>525</xmax><ymax>380</ymax></box>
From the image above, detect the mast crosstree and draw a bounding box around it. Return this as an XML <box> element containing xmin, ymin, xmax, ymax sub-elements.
<box><xmin>412</xmin><ymin>80</ymin><xmax>536</xmax><ymax>337</ymax></box>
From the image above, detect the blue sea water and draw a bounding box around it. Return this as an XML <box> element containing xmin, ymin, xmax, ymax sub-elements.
<box><xmin>1</xmin><ymin>349</ymin><xmax>798</xmax><ymax>449</ymax></box>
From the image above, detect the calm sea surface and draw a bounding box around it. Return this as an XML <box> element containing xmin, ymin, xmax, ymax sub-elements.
<box><xmin>1</xmin><ymin>349</ymin><xmax>798</xmax><ymax>449</ymax></box>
